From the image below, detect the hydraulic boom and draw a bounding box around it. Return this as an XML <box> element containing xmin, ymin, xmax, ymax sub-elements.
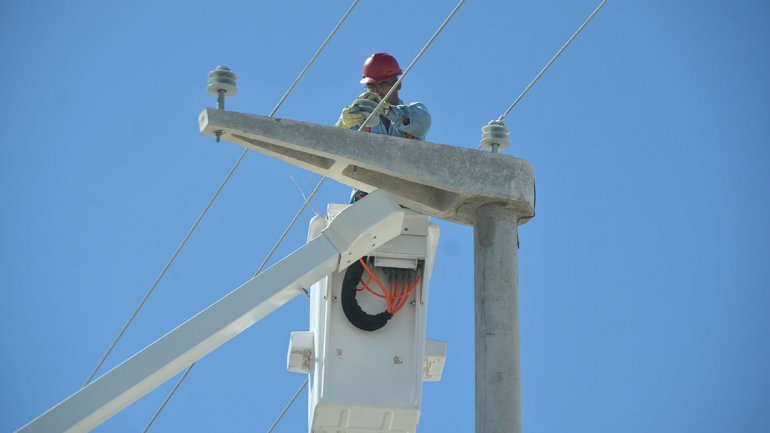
<box><xmin>17</xmin><ymin>191</ymin><xmax>406</xmax><ymax>433</ymax></box>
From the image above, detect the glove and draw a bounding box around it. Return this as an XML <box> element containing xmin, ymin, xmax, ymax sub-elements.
<box><xmin>357</xmin><ymin>92</ymin><xmax>390</xmax><ymax>112</ymax></box>
<box><xmin>356</xmin><ymin>92</ymin><xmax>392</xmax><ymax>126</ymax></box>
<box><xmin>336</xmin><ymin>105</ymin><xmax>366</xmax><ymax>129</ymax></box>
<box><xmin>336</xmin><ymin>92</ymin><xmax>389</xmax><ymax>129</ymax></box>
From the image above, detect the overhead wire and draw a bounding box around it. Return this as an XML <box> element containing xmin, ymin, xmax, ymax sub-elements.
<box><xmin>138</xmin><ymin>2</ymin><xmax>362</xmax><ymax>430</ymax></box>
<box><xmin>266</xmin><ymin>378</ymin><xmax>309</xmax><ymax>433</ymax></box>
<box><xmin>140</xmin><ymin>364</ymin><xmax>195</xmax><ymax>433</ymax></box>
<box><xmin>498</xmin><ymin>0</ymin><xmax>608</xmax><ymax>122</ymax></box>
<box><xmin>84</xmin><ymin>0</ymin><xmax>362</xmax><ymax>390</ymax></box>
<box><xmin>358</xmin><ymin>0</ymin><xmax>467</xmax><ymax>130</ymax></box>
<box><xmin>476</xmin><ymin>0</ymin><xmax>608</xmax><ymax>151</ymax></box>
<box><xmin>144</xmin><ymin>0</ymin><xmax>467</xmax><ymax>430</ymax></box>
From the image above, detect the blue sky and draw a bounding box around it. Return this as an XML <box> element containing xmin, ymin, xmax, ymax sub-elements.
<box><xmin>2</xmin><ymin>1</ymin><xmax>769</xmax><ymax>432</ymax></box>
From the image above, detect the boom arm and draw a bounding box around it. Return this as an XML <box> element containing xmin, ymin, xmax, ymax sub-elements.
<box><xmin>18</xmin><ymin>190</ymin><xmax>406</xmax><ymax>433</ymax></box>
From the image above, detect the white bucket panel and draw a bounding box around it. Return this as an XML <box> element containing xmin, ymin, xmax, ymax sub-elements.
<box><xmin>304</xmin><ymin>204</ymin><xmax>440</xmax><ymax>433</ymax></box>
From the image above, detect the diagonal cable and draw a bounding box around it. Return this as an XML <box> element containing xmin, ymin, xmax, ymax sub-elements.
<box><xmin>475</xmin><ymin>0</ymin><xmax>608</xmax><ymax>151</ymax></box>
<box><xmin>84</xmin><ymin>155</ymin><xmax>243</xmax><ymax>385</ymax></box>
<box><xmin>140</xmin><ymin>364</ymin><xmax>195</xmax><ymax>433</ymax></box>
<box><xmin>358</xmin><ymin>0</ymin><xmax>467</xmax><ymax>130</ymax></box>
<box><xmin>266</xmin><ymin>379</ymin><xmax>308</xmax><ymax>433</ymax></box>
<box><xmin>142</xmin><ymin>166</ymin><xmax>325</xmax><ymax>432</ymax></box>
<box><xmin>499</xmin><ymin>0</ymin><xmax>608</xmax><ymax>122</ymax></box>
<box><xmin>84</xmin><ymin>0</ymin><xmax>362</xmax><ymax>388</ymax></box>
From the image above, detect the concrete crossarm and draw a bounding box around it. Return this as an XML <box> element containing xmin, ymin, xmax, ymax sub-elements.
<box><xmin>199</xmin><ymin>109</ymin><xmax>535</xmax><ymax>225</ymax></box>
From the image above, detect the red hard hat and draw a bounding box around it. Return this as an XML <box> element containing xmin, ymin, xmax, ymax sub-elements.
<box><xmin>360</xmin><ymin>53</ymin><xmax>402</xmax><ymax>84</ymax></box>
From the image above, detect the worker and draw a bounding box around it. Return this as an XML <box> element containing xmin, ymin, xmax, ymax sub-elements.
<box><xmin>336</xmin><ymin>52</ymin><xmax>431</xmax><ymax>202</ymax></box>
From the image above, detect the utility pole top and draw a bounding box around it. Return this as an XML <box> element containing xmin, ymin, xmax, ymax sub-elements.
<box><xmin>199</xmin><ymin>108</ymin><xmax>535</xmax><ymax>226</ymax></box>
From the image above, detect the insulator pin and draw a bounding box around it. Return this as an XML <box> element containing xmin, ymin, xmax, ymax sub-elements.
<box><xmin>479</xmin><ymin>120</ymin><xmax>510</xmax><ymax>153</ymax></box>
<box><xmin>207</xmin><ymin>66</ymin><xmax>238</xmax><ymax>142</ymax></box>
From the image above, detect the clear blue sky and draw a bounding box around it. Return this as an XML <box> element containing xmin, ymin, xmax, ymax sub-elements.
<box><xmin>2</xmin><ymin>1</ymin><xmax>769</xmax><ymax>432</ymax></box>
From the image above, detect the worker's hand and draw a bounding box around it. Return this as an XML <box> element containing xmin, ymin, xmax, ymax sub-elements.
<box><xmin>337</xmin><ymin>105</ymin><xmax>367</xmax><ymax>128</ymax></box>
<box><xmin>356</xmin><ymin>91</ymin><xmax>391</xmax><ymax>123</ymax></box>
<box><xmin>358</xmin><ymin>91</ymin><xmax>390</xmax><ymax>112</ymax></box>
<box><xmin>337</xmin><ymin>100</ymin><xmax>378</xmax><ymax>128</ymax></box>
<box><xmin>336</xmin><ymin>95</ymin><xmax>385</xmax><ymax>129</ymax></box>
<box><xmin>335</xmin><ymin>92</ymin><xmax>390</xmax><ymax>129</ymax></box>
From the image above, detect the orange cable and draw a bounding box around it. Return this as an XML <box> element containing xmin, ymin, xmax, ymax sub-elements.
<box><xmin>359</xmin><ymin>258</ymin><xmax>390</xmax><ymax>303</ymax></box>
<box><xmin>357</xmin><ymin>259</ymin><xmax>422</xmax><ymax>315</ymax></box>
<box><xmin>394</xmin><ymin>275</ymin><xmax>421</xmax><ymax>314</ymax></box>
<box><xmin>356</xmin><ymin>274</ymin><xmax>370</xmax><ymax>291</ymax></box>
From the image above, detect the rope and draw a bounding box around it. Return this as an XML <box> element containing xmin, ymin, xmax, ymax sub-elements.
<box><xmin>144</xmin><ymin>0</ymin><xmax>466</xmax><ymax>430</ymax></box>
<box><xmin>289</xmin><ymin>176</ymin><xmax>320</xmax><ymax>217</ymax></box>
<box><xmin>498</xmin><ymin>0</ymin><xmax>608</xmax><ymax>122</ymax></box>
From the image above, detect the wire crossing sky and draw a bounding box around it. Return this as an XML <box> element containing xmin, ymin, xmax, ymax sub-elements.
<box><xmin>86</xmin><ymin>0</ymin><xmax>365</xmax><ymax>391</ymax></box>
<box><xmin>2</xmin><ymin>1</ymin><xmax>769</xmax><ymax>433</ymax></box>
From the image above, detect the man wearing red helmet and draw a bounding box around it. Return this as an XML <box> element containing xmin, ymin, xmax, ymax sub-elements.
<box><xmin>337</xmin><ymin>53</ymin><xmax>432</xmax><ymax>202</ymax></box>
<box><xmin>337</xmin><ymin>52</ymin><xmax>431</xmax><ymax>140</ymax></box>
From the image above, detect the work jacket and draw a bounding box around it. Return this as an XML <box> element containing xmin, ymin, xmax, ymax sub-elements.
<box><xmin>343</xmin><ymin>98</ymin><xmax>432</xmax><ymax>140</ymax></box>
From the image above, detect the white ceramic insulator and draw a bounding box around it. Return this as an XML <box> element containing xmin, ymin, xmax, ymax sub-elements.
<box><xmin>207</xmin><ymin>66</ymin><xmax>238</xmax><ymax>97</ymax></box>
<box><xmin>479</xmin><ymin>121</ymin><xmax>510</xmax><ymax>151</ymax></box>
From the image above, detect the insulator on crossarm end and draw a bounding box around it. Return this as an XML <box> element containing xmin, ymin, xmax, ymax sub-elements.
<box><xmin>207</xmin><ymin>66</ymin><xmax>238</xmax><ymax>110</ymax></box>
<box><xmin>479</xmin><ymin>120</ymin><xmax>510</xmax><ymax>153</ymax></box>
<box><xmin>207</xmin><ymin>66</ymin><xmax>238</xmax><ymax>142</ymax></box>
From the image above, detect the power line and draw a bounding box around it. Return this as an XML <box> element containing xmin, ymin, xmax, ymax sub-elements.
<box><xmin>254</xmin><ymin>178</ymin><xmax>326</xmax><ymax>278</ymax></box>
<box><xmin>359</xmin><ymin>0</ymin><xmax>467</xmax><ymax>129</ymax></box>
<box><xmin>84</xmin><ymin>150</ymin><xmax>244</xmax><ymax>386</ymax></box>
<box><xmin>268</xmin><ymin>0</ymin><xmax>361</xmax><ymax>119</ymax></box>
<box><xmin>498</xmin><ymin>0</ymin><xmax>608</xmax><ymax>122</ymax></box>
<box><xmin>84</xmin><ymin>0</ymin><xmax>362</xmax><ymax>388</ymax></box>
<box><xmin>143</xmin><ymin>148</ymin><xmax>326</xmax><ymax>432</ymax></box>
<box><xmin>140</xmin><ymin>364</ymin><xmax>195</xmax><ymax>433</ymax></box>
<box><xmin>139</xmin><ymin>1</ymin><xmax>363</xmax><ymax>430</ymax></box>
<box><xmin>266</xmin><ymin>379</ymin><xmax>308</xmax><ymax>433</ymax></box>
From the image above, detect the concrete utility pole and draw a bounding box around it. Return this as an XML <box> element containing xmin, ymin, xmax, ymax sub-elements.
<box><xmin>199</xmin><ymin>109</ymin><xmax>535</xmax><ymax>433</ymax></box>
<box><xmin>475</xmin><ymin>204</ymin><xmax>522</xmax><ymax>433</ymax></box>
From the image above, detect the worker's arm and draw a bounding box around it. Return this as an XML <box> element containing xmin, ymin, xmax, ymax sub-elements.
<box><xmin>385</xmin><ymin>102</ymin><xmax>432</xmax><ymax>140</ymax></box>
